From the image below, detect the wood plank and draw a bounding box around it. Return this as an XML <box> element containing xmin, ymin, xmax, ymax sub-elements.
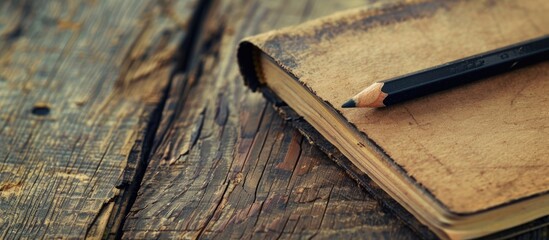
<box><xmin>0</xmin><ymin>0</ymin><xmax>197</xmax><ymax>238</ymax></box>
<box><xmin>122</xmin><ymin>0</ymin><xmax>419</xmax><ymax>239</ymax></box>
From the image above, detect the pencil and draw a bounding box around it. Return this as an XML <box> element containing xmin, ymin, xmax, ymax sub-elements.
<box><xmin>342</xmin><ymin>35</ymin><xmax>549</xmax><ymax>108</ymax></box>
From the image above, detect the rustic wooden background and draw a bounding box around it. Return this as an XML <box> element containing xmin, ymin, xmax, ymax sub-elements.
<box><xmin>0</xmin><ymin>0</ymin><xmax>547</xmax><ymax>239</ymax></box>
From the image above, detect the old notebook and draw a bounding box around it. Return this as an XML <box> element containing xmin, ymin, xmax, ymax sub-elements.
<box><xmin>237</xmin><ymin>0</ymin><xmax>549</xmax><ymax>239</ymax></box>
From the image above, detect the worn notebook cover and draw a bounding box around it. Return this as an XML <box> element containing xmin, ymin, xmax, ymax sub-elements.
<box><xmin>237</xmin><ymin>0</ymin><xmax>549</xmax><ymax>238</ymax></box>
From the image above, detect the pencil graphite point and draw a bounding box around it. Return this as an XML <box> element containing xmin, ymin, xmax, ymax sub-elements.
<box><xmin>341</xmin><ymin>99</ymin><xmax>356</xmax><ymax>108</ymax></box>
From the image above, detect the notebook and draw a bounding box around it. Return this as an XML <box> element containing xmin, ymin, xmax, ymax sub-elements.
<box><xmin>237</xmin><ymin>0</ymin><xmax>549</xmax><ymax>239</ymax></box>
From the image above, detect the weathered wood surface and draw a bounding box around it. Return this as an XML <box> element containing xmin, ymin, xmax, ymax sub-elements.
<box><xmin>0</xmin><ymin>0</ymin><xmax>197</xmax><ymax>238</ymax></box>
<box><xmin>122</xmin><ymin>0</ymin><xmax>420</xmax><ymax>239</ymax></box>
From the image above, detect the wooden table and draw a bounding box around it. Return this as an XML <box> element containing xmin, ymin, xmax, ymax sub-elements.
<box><xmin>0</xmin><ymin>0</ymin><xmax>546</xmax><ymax>239</ymax></box>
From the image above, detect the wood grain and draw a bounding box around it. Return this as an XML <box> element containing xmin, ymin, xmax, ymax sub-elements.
<box><xmin>0</xmin><ymin>0</ymin><xmax>196</xmax><ymax>238</ymax></box>
<box><xmin>122</xmin><ymin>0</ymin><xmax>419</xmax><ymax>239</ymax></box>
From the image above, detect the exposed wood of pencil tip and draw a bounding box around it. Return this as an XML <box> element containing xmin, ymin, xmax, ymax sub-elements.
<box><xmin>342</xmin><ymin>82</ymin><xmax>387</xmax><ymax>108</ymax></box>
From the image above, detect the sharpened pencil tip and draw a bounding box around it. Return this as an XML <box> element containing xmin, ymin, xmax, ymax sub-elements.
<box><xmin>341</xmin><ymin>99</ymin><xmax>356</xmax><ymax>108</ymax></box>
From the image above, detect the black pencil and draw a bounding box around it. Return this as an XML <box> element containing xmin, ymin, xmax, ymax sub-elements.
<box><xmin>342</xmin><ymin>35</ymin><xmax>549</xmax><ymax>108</ymax></box>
